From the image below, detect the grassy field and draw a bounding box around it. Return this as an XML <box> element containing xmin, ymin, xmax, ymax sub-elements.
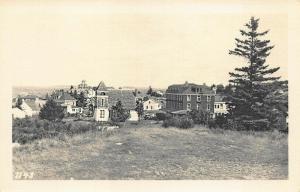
<box><xmin>13</xmin><ymin>121</ymin><xmax>288</xmax><ymax>180</ymax></box>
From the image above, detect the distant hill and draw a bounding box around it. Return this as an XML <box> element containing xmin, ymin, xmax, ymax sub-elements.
<box><xmin>12</xmin><ymin>85</ymin><xmax>166</xmax><ymax>99</ymax></box>
<box><xmin>12</xmin><ymin>85</ymin><xmax>70</xmax><ymax>98</ymax></box>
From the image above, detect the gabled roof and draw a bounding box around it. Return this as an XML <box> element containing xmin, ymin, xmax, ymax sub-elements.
<box><xmin>23</xmin><ymin>100</ymin><xmax>41</xmax><ymax>111</ymax></box>
<box><xmin>108</xmin><ymin>90</ymin><xmax>136</xmax><ymax>109</ymax></box>
<box><xmin>143</xmin><ymin>98</ymin><xmax>160</xmax><ymax>104</ymax></box>
<box><xmin>96</xmin><ymin>81</ymin><xmax>108</xmax><ymax>92</ymax></box>
<box><xmin>60</xmin><ymin>93</ymin><xmax>76</xmax><ymax>100</ymax></box>
<box><xmin>51</xmin><ymin>92</ymin><xmax>76</xmax><ymax>101</ymax></box>
<box><xmin>166</xmin><ymin>82</ymin><xmax>214</xmax><ymax>94</ymax></box>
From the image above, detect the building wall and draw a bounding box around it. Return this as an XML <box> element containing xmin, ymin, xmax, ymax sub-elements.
<box><xmin>166</xmin><ymin>93</ymin><xmax>215</xmax><ymax>113</ymax></box>
<box><xmin>94</xmin><ymin>108</ymin><xmax>109</xmax><ymax>122</ymax></box>
<box><xmin>213</xmin><ymin>102</ymin><xmax>228</xmax><ymax>117</ymax></box>
<box><xmin>143</xmin><ymin>99</ymin><xmax>161</xmax><ymax>111</ymax></box>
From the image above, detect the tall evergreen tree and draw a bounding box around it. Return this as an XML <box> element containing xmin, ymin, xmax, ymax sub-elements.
<box><xmin>135</xmin><ymin>101</ymin><xmax>144</xmax><ymax>121</ymax></box>
<box><xmin>111</xmin><ymin>101</ymin><xmax>129</xmax><ymax>122</ymax></box>
<box><xmin>228</xmin><ymin>17</ymin><xmax>282</xmax><ymax>121</ymax></box>
<box><xmin>39</xmin><ymin>99</ymin><xmax>64</xmax><ymax>121</ymax></box>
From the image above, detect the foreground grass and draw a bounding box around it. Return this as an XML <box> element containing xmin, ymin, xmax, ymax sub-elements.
<box><xmin>13</xmin><ymin>123</ymin><xmax>288</xmax><ymax>180</ymax></box>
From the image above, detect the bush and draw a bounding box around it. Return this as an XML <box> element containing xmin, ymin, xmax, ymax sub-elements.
<box><xmin>12</xmin><ymin>117</ymin><xmax>98</xmax><ymax>144</ymax></box>
<box><xmin>215</xmin><ymin>114</ymin><xmax>228</xmax><ymax>128</ymax></box>
<box><xmin>111</xmin><ymin>101</ymin><xmax>130</xmax><ymax>122</ymax></box>
<box><xmin>178</xmin><ymin>118</ymin><xmax>194</xmax><ymax>129</ymax></box>
<box><xmin>162</xmin><ymin>118</ymin><xmax>180</xmax><ymax>128</ymax></box>
<box><xmin>156</xmin><ymin>112</ymin><xmax>167</xmax><ymax>121</ymax></box>
<box><xmin>239</xmin><ymin>119</ymin><xmax>270</xmax><ymax>131</ymax></box>
<box><xmin>39</xmin><ymin>99</ymin><xmax>64</xmax><ymax>121</ymax></box>
<box><xmin>188</xmin><ymin>110</ymin><xmax>209</xmax><ymax>125</ymax></box>
<box><xmin>162</xmin><ymin>117</ymin><xmax>194</xmax><ymax>129</ymax></box>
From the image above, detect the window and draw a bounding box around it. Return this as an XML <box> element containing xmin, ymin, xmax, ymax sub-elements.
<box><xmin>100</xmin><ymin>110</ymin><xmax>105</xmax><ymax>118</ymax></box>
<box><xmin>146</xmin><ymin>106</ymin><xmax>148</xmax><ymax>110</ymax></box>
<box><xmin>101</xmin><ymin>99</ymin><xmax>104</xmax><ymax>106</ymax></box>
<box><xmin>197</xmin><ymin>104</ymin><xmax>200</xmax><ymax>110</ymax></box>
<box><xmin>150</xmin><ymin>106</ymin><xmax>153</xmax><ymax>110</ymax></box>
<box><xmin>207</xmin><ymin>103</ymin><xmax>210</xmax><ymax>111</ymax></box>
<box><xmin>187</xmin><ymin>103</ymin><xmax>191</xmax><ymax>110</ymax></box>
<box><xmin>197</xmin><ymin>95</ymin><xmax>201</xmax><ymax>102</ymax></box>
<box><xmin>207</xmin><ymin>96</ymin><xmax>211</xmax><ymax>102</ymax></box>
<box><xmin>187</xmin><ymin>95</ymin><xmax>191</xmax><ymax>101</ymax></box>
<box><xmin>220</xmin><ymin>103</ymin><xmax>223</xmax><ymax>109</ymax></box>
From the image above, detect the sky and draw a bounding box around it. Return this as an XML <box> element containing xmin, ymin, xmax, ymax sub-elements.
<box><xmin>0</xmin><ymin>0</ymin><xmax>288</xmax><ymax>88</ymax></box>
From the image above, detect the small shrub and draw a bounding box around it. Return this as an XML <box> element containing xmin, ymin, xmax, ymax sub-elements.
<box><xmin>162</xmin><ymin>118</ymin><xmax>179</xmax><ymax>128</ymax></box>
<box><xmin>156</xmin><ymin>112</ymin><xmax>167</xmax><ymax>121</ymax></box>
<box><xmin>178</xmin><ymin>118</ymin><xmax>194</xmax><ymax>129</ymax></box>
<box><xmin>239</xmin><ymin>119</ymin><xmax>270</xmax><ymax>131</ymax></box>
<box><xmin>162</xmin><ymin>117</ymin><xmax>194</xmax><ymax>129</ymax></box>
<box><xmin>208</xmin><ymin>120</ymin><xmax>217</xmax><ymax>128</ymax></box>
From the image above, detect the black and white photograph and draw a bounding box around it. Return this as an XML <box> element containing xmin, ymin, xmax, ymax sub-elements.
<box><xmin>0</xmin><ymin>0</ymin><xmax>299</xmax><ymax>191</ymax></box>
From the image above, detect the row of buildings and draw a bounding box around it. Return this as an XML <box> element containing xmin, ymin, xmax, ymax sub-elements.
<box><xmin>12</xmin><ymin>80</ymin><xmax>228</xmax><ymax>121</ymax></box>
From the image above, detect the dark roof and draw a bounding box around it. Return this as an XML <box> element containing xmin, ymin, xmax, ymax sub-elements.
<box><xmin>51</xmin><ymin>92</ymin><xmax>76</xmax><ymax>101</ymax></box>
<box><xmin>166</xmin><ymin>82</ymin><xmax>214</xmax><ymax>94</ymax></box>
<box><xmin>96</xmin><ymin>81</ymin><xmax>108</xmax><ymax>92</ymax></box>
<box><xmin>107</xmin><ymin>90</ymin><xmax>136</xmax><ymax>109</ymax></box>
<box><xmin>24</xmin><ymin>100</ymin><xmax>41</xmax><ymax>111</ymax></box>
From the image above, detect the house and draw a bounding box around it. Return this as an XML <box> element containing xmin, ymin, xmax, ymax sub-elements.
<box><xmin>12</xmin><ymin>107</ymin><xmax>26</xmax><ymax>119</ymax></box>
<box><xmin>94</xmin><ymin>81</ymin><xmax>110</xmax><ymax>121</ymax></box>
<box><xmin>213</xmin><ymin>95</ymin><xmax>228</xmax><ymax>118</ymax></box>
<box><xmin>108</xmin><ymin>89</ymin><xmax>138</xmax><ymax>121</ymax></box>
<box><xmin>66</xmin><ymin>105</ymin><xmax>83</xmax><ymax>115</ymax></box>
<box><xmin>19</xmin><ymin>102</ymin><xmax>33</xmax><ymax>117</ymax></box>
<box><xmin>93</xmin><ymin>81</ymin><xmax>138</xmax><ymax>122</ymax></box>
<box><xmin>51</xmin><ymin>91</ymin><xmax>76</xmax><ymax>107</ymax></box>
<box><xmin>143</xmin><ymin>99</ymin><xmax>162</xmax><ymax>111</ymax></box>
<box><xmin>165</xmin><ymin>81</ymin><xmax>216</xmax><ymax>117</ymax></box>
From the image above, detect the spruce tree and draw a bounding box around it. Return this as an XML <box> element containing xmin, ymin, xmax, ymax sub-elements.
<box><xmin>39</xmin><ymin>99</ymin><xmax>64</xmax><ymax>121</ymax></box>
<box><xmin>228</xmin><ymin>17</ymin><xmax>282</xmax><ymax>121</ymax></box>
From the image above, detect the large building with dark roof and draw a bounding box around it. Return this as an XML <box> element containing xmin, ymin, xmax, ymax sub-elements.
<box><xmin>165</xmin><ymin>81</ymin><xmax>216</xmax><ymax>116</ymax></box>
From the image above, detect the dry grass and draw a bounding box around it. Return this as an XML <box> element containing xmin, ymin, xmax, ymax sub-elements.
<box><xmin>13</xmin><ymin>123</ymin><xmax>288</xmax><ymax>180</ymax></box>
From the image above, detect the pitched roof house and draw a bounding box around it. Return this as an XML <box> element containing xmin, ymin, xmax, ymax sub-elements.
<box><xmin>93</xmin><ymin>81</ymin><xmax>137</xmax><ymax>122</ymax></box>
<box><xmin>12</xmin><ymin>107</ymin><xmax>26</xmax><ymax>119</ymax></box>
<box><xmin>108</xmin><ymin>90</ymin><xmax>136</xmax><ymax>110</ymax></box>
<box><xmin>51</xmin><ymin>91</ymin><xmax>76</xmax><ymax>107</ymax></box>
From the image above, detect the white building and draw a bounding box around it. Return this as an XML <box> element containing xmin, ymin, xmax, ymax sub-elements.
<box><xmin>213</xmin><ymin>95</ymin><xmax>228</xmax><ymax>118</ymax></box>
<box><xmin>94</xmin><ymin>81</ymin><xmax>110</xmax><ymax>122</ymax></box>
<box><xmin>128</xmin><ymin>110</ymin><xmax>139</xmax><ymax>121</ymax></box>
<box><xmin>12</xmin><ymin>108</ymin><xmax>26</xmax><ymax>119</ymax></box>
<box><xmin>66</xmin><ymin>105</ymin><xmax>83</xmax><ymax>114</ymax></box>
<box><xmin>19</xmin><ymin>102</ymin><xmax>33</xmax><ymax>117</ymax></box>
<box><xmin>143</xmin><ymin>99</ymin><xmax>162</xmax><ymax>111</ymax></box>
